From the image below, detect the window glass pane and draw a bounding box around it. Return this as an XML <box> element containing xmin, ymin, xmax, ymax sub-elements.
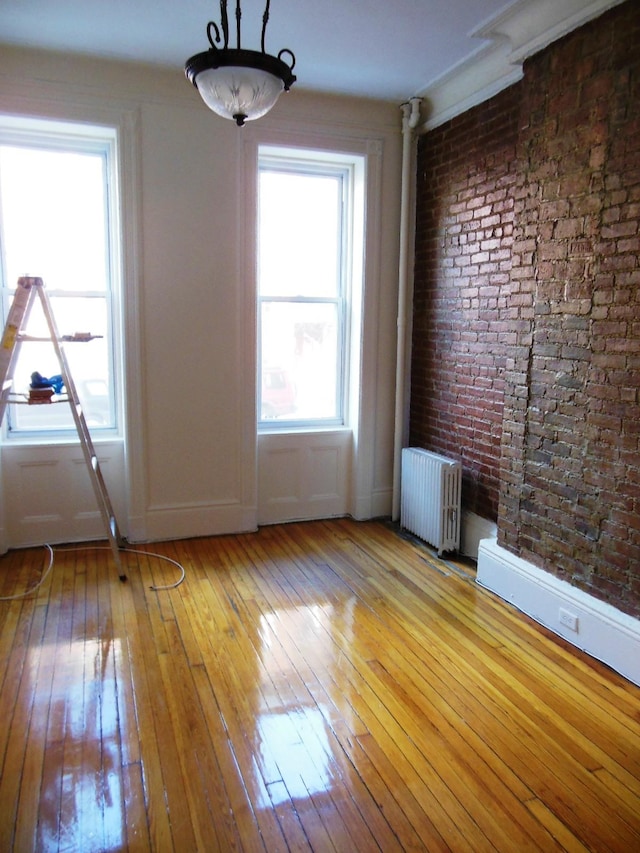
<box><xmin>0</xmin><ymin>146</ymin><xmax>109</xmax><ymax>292</ymax></box>
<box><xmin>9</xmin><ymin>296</ymin><xmax>113</xmax><ymax>431</ymax></box>
<box><xmin>259</xmin><ymin>169</ymin><xmax>341</xmax><ymax>298</ymax></box>
<box><xmin>260</xmin><ymin>301</ymin><xmax>339</xmax><ymax>421</ymax></box>
<box><xmin>0</xmin><ymin>126</ymin><xmax>118</xmax><ymax>437</ymax></box>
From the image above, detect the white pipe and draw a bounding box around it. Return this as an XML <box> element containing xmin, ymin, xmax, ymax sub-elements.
<box><xmin>392</xmin><ymin>97</ymin><xmax>421</xmax><ymax>521</ymax></box>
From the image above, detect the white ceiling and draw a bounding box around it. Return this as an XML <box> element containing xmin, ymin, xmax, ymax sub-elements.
<box><xmin>0</xmin><ymin>0</ymin><xmax>524</xmax><ymax>102</ymax></box>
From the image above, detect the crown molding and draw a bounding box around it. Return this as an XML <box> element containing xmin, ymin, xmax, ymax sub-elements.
<box><xmin>419</xmin><ymin>0</ymin><xmax>627</xmax><ymax>131</ymax></box>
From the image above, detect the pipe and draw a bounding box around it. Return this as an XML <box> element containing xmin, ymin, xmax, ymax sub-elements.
<box><xmin>392</xmin><ymin>97</ymin><xmax>421</xmax><ymax>521</ymax></box>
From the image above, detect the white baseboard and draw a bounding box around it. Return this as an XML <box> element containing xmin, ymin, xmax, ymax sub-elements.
<box><xmin>477</xmin><ymin>538</ymin><xmax>640</xmax><ymax>687</ymax></box>
<box><xmin>140</xmin><ymin>501</ymin><xmax>257</xmax><ymax>543</ymax></box>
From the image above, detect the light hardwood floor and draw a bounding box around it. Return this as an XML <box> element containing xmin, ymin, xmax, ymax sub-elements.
<box><xmin>0</xmin><ymin>518</ymin><xmax>639</xmax><ymax>851</ymax></box>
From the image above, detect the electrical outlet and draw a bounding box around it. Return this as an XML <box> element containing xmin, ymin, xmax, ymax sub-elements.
<box><xmin>559</xmin><ymin>607</ymin><xmax>579</xmax><ymax>632</ymax></box>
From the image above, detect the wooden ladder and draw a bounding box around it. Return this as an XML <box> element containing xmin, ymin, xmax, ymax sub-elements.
<box><xmin>0</xmin><ymin>276</ymin><xmax>126</xmax><ymax>580</ymax></box>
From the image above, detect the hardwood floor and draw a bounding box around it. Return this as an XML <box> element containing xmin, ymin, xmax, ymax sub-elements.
<box><xmin>0</xmin><ymin>518</ymin><xmax>638</xmax><ymax>852</ymax></box>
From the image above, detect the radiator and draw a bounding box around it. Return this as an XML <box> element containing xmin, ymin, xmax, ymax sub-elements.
<box><xmin>401</xmin><ymin>448</ymin><xmax>461</xmax><ymax>555</ymax></box>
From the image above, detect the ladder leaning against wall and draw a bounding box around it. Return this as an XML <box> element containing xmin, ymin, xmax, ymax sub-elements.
<box><xmin>0</xmin><ymin>276</ymin><xmax>127</xmax><ymax>580</ymax></box>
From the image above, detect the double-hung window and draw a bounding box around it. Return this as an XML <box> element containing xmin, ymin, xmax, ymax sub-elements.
<box><xmin>0</xmin><ymin>116</ymin><xmax>121</xmax><ymax>437</ymax></box>
<box><xmin>258</xmin><ymin>148</ymin><xmax>355</xmax><ymax>428</ymax></box>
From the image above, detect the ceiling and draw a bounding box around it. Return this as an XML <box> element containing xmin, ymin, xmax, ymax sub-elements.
<box><xmin>0</xmin><ymin>0</ymin><xmax>523</xmax><ymax>103</ymax></box>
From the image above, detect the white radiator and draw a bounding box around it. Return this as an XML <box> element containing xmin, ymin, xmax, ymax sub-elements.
<box><xmin>401</xmin><ymin>448</ymin><xmax>461</xmax><ymax>555</ymax></box>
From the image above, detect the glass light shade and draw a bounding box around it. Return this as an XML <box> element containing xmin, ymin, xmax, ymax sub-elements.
<box><xmin>195</xmin><ymin>66</ymin><xmax>285</xmax><ymax>125</ymax></box>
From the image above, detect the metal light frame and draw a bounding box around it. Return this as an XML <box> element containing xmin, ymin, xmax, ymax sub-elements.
<box><xmin>185</xmin><ymin>0</ymin><xmax>296</xmax><ymax>126</ymax></box>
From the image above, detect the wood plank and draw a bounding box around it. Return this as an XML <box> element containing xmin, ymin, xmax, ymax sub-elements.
<box><xmin>129</xmin><ymin>553</ymin><xmax>201</xmax><ymax>852</ymax></box>
<box><xmin>300</xmin><ymin>522</ymin><xmax>640</xmax><ymax>849</ymax></box>
<box><xmin>4</xmin><ymin>599</ymin><xmax>49</xmax><ymax>853</ymax></box>
<box><xmin>0</xmin><ymin>520</ymin><xmax>639</xmax><ymax>852</ymax></box>
<box><xmin>297</xmin><ymin>608</ymin><xmax>545</xmax><ymax>847</ymax></box>
<box><xmin>116</xmin><ymin>555</ymin><xmax>175</xmax><ymax>852</ymax></box>
<box><xmin>231</xmin><ymin>535</ymin><xmax>482</xmax><ymax>851</ymax></box>
<box><xmin>308</xmin><ymin>520</ymin><xmax>635</xmax><ymax>769</ymax></box>
<box><xmin>121</xmin><ymin>760</ymin><xmax>152</xmax><ymax>853</ymax></box>
<box><xmin>33</xmin><ymin>542</ymin><xmax>74</xmax><ymax>852</ymax></box>
<box><xmin>276</xmin><ymin>524</ymin><xmax>640</xmax><ymax>848</ymax></box>
<box><xmin>211</xmin><ymin>534</ymin><xmax>394</xmax><ymax>852</ymax></box>
<box><xmin>524</xmin><ymin>797</ymin><xmax>592</xmax><ymax>853</ymax></box>
<box><xmin>217</xmin><ymin>569</ymin><xmax>396</xmax><ymax>853</ymax></box>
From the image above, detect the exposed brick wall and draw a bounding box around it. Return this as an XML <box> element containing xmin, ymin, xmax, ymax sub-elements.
<box><xmin>410</xmin><ymin>0</ymin><xmax>640</xmax><ymax>617</ymax></box>
<box><xmin>410</xmin><ymin>86</ymin><xmax>521</xmax><ymax>520</ymax></box>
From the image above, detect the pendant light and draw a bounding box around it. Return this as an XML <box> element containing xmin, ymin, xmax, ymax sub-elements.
<box><xmin>185</xmin><ymin>1</ymin><xmax>296</xmax><ymax>127</ymax></box>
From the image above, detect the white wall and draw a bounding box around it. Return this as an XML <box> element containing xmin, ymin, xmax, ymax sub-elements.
<box><xmin>0</xmin><ymin>46</ymin><xmax>402</xmax><ymax>547</ymax></box>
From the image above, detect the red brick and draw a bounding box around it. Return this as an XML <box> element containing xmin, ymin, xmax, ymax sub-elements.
<box><xmin>411</xmin><ymin>0</ymin><xmax>640</xmax><ymax>618</ymax></box>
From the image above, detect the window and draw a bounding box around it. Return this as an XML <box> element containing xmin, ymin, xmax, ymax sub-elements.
<box><xmin>258</xmin><ymin>147</ymin><xmax>360</xmax><ymax>428</ymax></box>
<box><xmin>0</xmin><ymin>117</ymin><xmax>121</xmax><ymax>437</ymax></box>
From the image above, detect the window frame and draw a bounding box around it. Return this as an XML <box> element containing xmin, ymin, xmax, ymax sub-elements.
<box><xmin>257</xmin><ymin>146</ymin><xmax>358</xmax><ymax>431</ymax></box>
<box><xmin>0</xmin><ymin>115</ymin><xmax>123</xmax><ymax>442</ymax></box>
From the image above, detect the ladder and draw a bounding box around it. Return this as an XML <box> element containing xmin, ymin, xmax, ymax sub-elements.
<box><xmin>0</xmin><ymin>276</ymin><xmax>127</xmax><ymax>580</ymax></box>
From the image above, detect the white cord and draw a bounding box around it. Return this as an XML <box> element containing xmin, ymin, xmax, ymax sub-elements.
<box><xmin>119</xmin><ymin>546</ymin><xmax>186</xmax><ymax>591</ymax></box>
<box><xmin>56</xmin><ymin>544</ymin><xmax>187</xmax><ymax>591</ymax></box>
<box><xmin>0</xmin><ymin>543</ymin><xmax>186</xmax><ymax>600</ymax></box>
<box><xmin>0</xmin><ymin>544</ymin><xmax>55</xmax><ymax>601</ymax></box>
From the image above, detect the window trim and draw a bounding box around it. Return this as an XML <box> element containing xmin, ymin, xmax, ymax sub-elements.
<box><xmin>257</xmin><ymin>145</ymin><xmax>362</xmax><ymax>432</ymax></box>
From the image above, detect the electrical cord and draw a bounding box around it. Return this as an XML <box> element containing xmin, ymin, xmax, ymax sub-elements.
<box><xmin>119</xmin><ymin>546</ymin><xmax>186</xmax><ymax>591</ymax></box>
<box><xmin>0</xmin><ymin>543</ymin><xmax>55</xmax><ymax>601</ymax></box>
<box><xmin>0</xmin><ymin>543</ymin><xmax>185</xmax><ymax>600</ymax></box>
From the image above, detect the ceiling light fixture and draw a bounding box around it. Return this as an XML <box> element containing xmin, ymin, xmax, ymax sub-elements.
<box><xmin>185</xmin><ymin>1</ymin><xmax>296</xmax><ymax>127</ymax></box>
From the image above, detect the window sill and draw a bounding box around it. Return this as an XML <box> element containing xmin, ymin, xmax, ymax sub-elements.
<box><xmin>1</xmin><ymin>431</ymin><xmax>123</xmax><ymax>448</ymax></box>
<box><xmin>258</xmin><ymin>424</ymin><xmax>351</xmax><ymax>437</ymax></box>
